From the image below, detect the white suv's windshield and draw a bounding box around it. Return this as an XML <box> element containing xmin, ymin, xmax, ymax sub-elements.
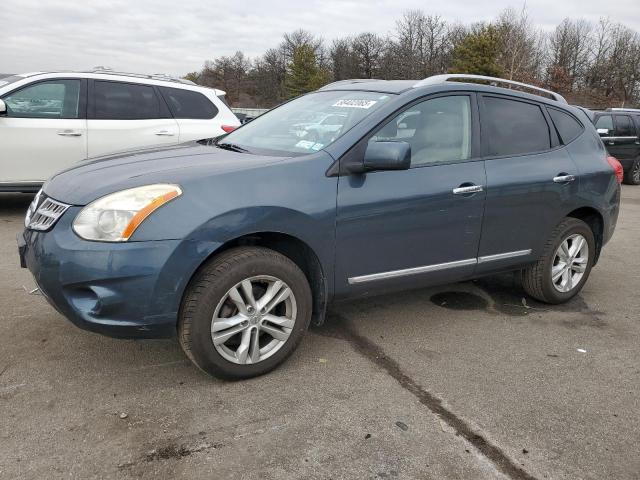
<box><xmin>219</xmin><ymin>90</ymin><xmax>393</xmax><ymax>156</ymax></box>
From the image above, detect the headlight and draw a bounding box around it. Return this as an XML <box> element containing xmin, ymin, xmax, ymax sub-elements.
<box><xmin>72</xmin><ymin>184</ymin><xmax>182</xmax><ymax>242</ymax></box>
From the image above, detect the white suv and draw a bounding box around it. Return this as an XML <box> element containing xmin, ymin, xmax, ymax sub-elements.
<box><xmin>0</xmin><ymin>70</ymin><xmax>240</xmax><ymax>192</ymax></box>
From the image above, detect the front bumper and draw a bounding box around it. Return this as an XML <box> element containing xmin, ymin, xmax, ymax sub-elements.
<box><xmin>18</xmin><ymin>207</ymin><xmax>213</xmax><ymax>339</ymax></box>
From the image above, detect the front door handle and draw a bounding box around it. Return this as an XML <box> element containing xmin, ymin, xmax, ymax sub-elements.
<box><xmin>453</xmin><ymin>185</ymin><xmax>484</xmax><ymax>195</ymax></box>
<box><xmin>155</xmin><ymin>130</ymin><xmax>175</xmax><ymax>136</ymax></box>
<box><xmin>553</xmin><ymin>174</ymin><xmax>576</xmax><ymax>183</ymax></box>
<box><xmin>607</xmin><ymin>141</ymin><xmax>615</xmax><ymax>145</ymax></box>
<box><xmin>57</xmin><ymin>130</ymin><xmax>82</xmax><ymax>137</ymax></box>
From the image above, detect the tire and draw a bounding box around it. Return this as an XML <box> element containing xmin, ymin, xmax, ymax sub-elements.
<box><xmin>521</xmin><ymin>218</ymin><xmax>595</xmax><ymax>304</ymax></box>
<box><xmin>178</xmin><ymin>246</ymin><xmax>312</xmax><ymax>380</ymax></box>
<box><xmin>623</xmin><ymin>158</ymin><xmax>640</xmax><ymax>185</ymax></box>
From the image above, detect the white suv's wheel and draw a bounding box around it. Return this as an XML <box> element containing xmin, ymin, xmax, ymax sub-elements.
<box><xmin>178</xmin><ymin>247</ymin><xmax>312</xmax><ymax>379</ymax></box>
<box><xmin>522</xmin><ymin>218</ymin><xmax>595</xmax><ymax>304</ymax></box>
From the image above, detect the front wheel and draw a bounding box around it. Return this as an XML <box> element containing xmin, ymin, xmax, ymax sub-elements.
<box><xmin>623</xmin><ymin>158</ymin><xmax>640</xmax><ymax>185</ymax></box>
<box><xmin>178</xmin><ymin>247</ymin><xmax>312</xmax><ymax>380</ymax></box>
<box><xmin>521</xmin><ymin>218</ymin><xmax>595</xmax><ymax>304</ymax></box>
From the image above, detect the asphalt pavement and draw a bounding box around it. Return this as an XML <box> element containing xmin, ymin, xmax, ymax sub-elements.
<box><xmin>1</xmin><ymin>187</ymin><xmax>638</xmax><ymax>479</ymax></box>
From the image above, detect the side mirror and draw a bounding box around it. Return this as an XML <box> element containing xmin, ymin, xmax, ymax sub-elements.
<box><xmin>597</xmin><ymin>128</ymin><xmax>609</xmax><ymax>136</ymax></box>
<box><xmin>362</xmin><ymin>141</ymin><xmax>411</xmax><ymax>172</ymax></box>
<box><xmin>0</xmin><ymin>99</ymin><xmax>6</xmax><ymax>116</ymax></box>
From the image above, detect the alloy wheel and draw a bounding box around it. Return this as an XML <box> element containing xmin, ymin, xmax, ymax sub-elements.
<box><xmin>211</xmin><ymin>275</ymin><xmax>297</xmax><ymax>365</ymax></box>
<box><xmin>551</xmin><ymin>234</ymin><xmax>589</xmax><ymax>293</ymax></box>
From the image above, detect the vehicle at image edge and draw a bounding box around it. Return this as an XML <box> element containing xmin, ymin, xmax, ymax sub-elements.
<box><xmin>18</xmin><ymin>74</ymin><xmax>622</xmax><ymax>380</ymax></box>
<box><xmin>0</xmin><ymin>69</ymin><xmax>240</xmax><ymax>192</ymax></box>
<box><xmin>576</xmin><ymin>106</ymin><xmax>640</xmax><ymax>185</ymax></box>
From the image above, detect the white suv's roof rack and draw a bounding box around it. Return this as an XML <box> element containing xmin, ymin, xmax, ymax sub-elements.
<box><xmin>414</xmin><ymin>74</ymin><xmax>567</xmax><ymax>104</ymax></box>
<box><xmin>83</xmin><ymin>67</ymin><xmax>196</xmax><ymax>85</ymax></box>
<box><xmin>607</xmin><ymin>107</ymin><xmax>640</xmax><ymax>113</ymax></box>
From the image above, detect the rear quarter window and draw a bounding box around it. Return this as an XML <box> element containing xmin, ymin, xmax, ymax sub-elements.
<box><xmin>548</xmin><ymin>108</ymin><xmax>584</xmax><ymax>144</ymax></box>
<box><xmin>595</xmin><ymin>115</ymin><xmax>614</xmax><ymax>132</ymax></box>
<box><xmin>483</xmin><ymin>96</ymin><xmax>551</xmax><ymax>156</ymax></box>
<box><xmin>159</xmin><ymin>87</ymin><xmax>218</xmax><ymax>119</ymax></box>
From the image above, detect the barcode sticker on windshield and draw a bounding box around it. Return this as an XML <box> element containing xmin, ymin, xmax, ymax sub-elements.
<box><xmin>333</xmin><ymin>99</ymin><xmax>377</xmax><ymax>109</ymax></box>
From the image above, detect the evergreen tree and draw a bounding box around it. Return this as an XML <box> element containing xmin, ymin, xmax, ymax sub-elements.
<box><xmin>450</xmin><ymin>26</ymin><xmax>503</xmax><ymax>77</ymax></box>
<box><xmin>284</xmin><ymin>45</ymin><xmax>331</xmax><ymax>98</ymax></box>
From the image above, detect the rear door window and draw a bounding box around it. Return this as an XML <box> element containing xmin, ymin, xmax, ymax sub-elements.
<box><xmin>94</xmin><ymin>81</ymin><xmax>165</xmax><ymax>120</ymax></box>
<box><xmin>3</xmin><ymin>80</ymin><xmax>81</xmax><ymax>119</ymax></box>
<box><xmin>615</xmin><ymin>115</ymin><xmax>636</xmax><ymax>137</ymax></box>
<box><xmin>483</xmin><ymin>96</ymin><xmax>551</xmax><ymax>156</ymax></box>
<box><xmin>548</xmin><ymin>108</ymin><xmax>584</xmax><ymax>144</ymax></box>
<box><xmin>159</xmin><ymin>87</ymin><xmax>218</xmax><ymax>119</ymax></box>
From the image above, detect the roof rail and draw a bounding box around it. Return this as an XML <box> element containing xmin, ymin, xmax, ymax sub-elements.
<box><xmin>319</xmin><ymin>79</ymin><xmax>381</xmax><ymax>90</ymax></box>
<box><xmin>606</xmin><ymin>107</ymin><xmax>640</xmax><ymax>113</ymax></box>
<box><xmin>414</xmin><ymin>74</ymin><xmax>567</xmax><ymax>103</ymax></box>
<box><xmin>83</xmin><ymin>67</ymin><xmax>196</xmax><ymax>85</ymax></box>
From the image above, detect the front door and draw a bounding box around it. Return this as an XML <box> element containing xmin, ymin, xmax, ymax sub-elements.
<box><xmin>334</xmin><ymin>93</ymin><xmax>485</xmax><ymax>298</ymax></box>
<box><xmin>0</xmin><ymin>78</ymin><xmax>87</xmax><ymax>184</ymax></box>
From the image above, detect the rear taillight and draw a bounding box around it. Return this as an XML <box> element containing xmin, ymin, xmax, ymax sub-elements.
<box><xmin>221</xmin><ymin>125</ymin><xmax>237</xmax><ymax>133</ymax></box>
<box><xmin>607</xmin><ymin>155</ymin><xmax>624</xmax><ymax>184</ymax></box>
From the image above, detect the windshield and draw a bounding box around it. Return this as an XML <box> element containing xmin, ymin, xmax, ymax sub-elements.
<box><xmin>220</xmin><ymin>90</ymin><xmax>393</xmax><ymax>156</ymax></box>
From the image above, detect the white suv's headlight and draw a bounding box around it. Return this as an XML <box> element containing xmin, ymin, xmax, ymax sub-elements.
<box><xmin>72</xmin><ymin>184</ymin><xmax>182</xmax><ymax>242</ymax></box>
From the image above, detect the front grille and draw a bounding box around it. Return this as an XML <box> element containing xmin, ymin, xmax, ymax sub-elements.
<box><xmin>25</xmin><ymin>192</ymin><xmax>70</xmax><ymax>231</ymax></box>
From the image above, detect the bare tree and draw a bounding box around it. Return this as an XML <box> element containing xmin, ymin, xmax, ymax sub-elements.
<box><xmin>545</xmin><ymin>19</ymin><xmax>593</xmax><ymax>93</ymax></box>
<box><xmin>494</xmin><ymin>7</ymin><xmax>543</xmax><ymax>82</ymax></box>
<box><xmin>351</xmin><ymin>33</ymin><xmax>385</xmax><ymax>78</ymax></box>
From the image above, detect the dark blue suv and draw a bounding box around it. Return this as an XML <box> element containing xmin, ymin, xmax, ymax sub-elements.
<box><xmin>18</xmin><ymin>74</ymin><xmax>621</xmax><ymax>379</ymax></box>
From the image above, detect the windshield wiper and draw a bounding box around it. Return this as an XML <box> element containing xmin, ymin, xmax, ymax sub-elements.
<box><xmin>216</xmin><ymin>142</ymin><xmax>249</xmax><ymax>153</ymax></box>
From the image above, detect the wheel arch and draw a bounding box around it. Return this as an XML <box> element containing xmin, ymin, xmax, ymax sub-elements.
<box><xmin>181</xmin><ymin>231</ymin><xmax>329</xmax><ymax>327</ymax></box>
<box><xmin>566</xmin><ymin>206</ymin><xmax>604</xmax><ymax>264</ymax></box>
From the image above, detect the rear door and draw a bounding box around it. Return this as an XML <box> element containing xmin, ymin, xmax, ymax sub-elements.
<box><xmin>610</xmin><ymin>115</ymin><xmax>639</xmax><ymax>162</ymax></box>
<box><xmin>476</xmin><ymin>95</ymin><xmax>580</xmax><ymax>274</ymax></box>
<box><xmin>595</xmin><ymin>114</ymin><xmax>628</xmax><ymax>160</ymax></box>
<box><xmin>334</xmin><ymin>93</ymin><xmax>486</xmax><ymax>298</ymax></box>
<box><xmin>87</xmin><ymin>80</ymin><xmax>179</xmax><ymax>157</ymax></box>
<box><xmin>0</xmin><ymin>78</ymin><xmax>87</xmax><ymax>183</ymax></box>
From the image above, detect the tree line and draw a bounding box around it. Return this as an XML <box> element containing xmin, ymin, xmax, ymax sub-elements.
<box><xmin>184</xmin><ymin>8</ymin><xmax>640</xmax><ymax>109</ymax></box>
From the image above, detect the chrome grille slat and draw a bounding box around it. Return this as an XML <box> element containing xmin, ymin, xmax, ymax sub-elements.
<box><xmin>25</xmin><ymin>195</ymin><xmax>70</xmax><ymax>231</ymax></box>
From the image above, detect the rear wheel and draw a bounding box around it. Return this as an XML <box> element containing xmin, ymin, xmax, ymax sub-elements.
<box><xmin>178</xmin><ymin>247</ymin><xmax>312</xmax><ymax>380</ymax></box>
<box><xmin>623</xmin><ymin>158</ymin><xmax>640</xmax><ymax>185</ymax></box>
<box><xmin>521</xmin><ymin>218</ymin><xmax>595</xmax><ymax>304</ymax></box>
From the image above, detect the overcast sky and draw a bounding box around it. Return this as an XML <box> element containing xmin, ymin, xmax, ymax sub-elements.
<box><xmin>1</xmin><ymin>0</ymin><xmax>639</xmax><ymax>76</ymax></box>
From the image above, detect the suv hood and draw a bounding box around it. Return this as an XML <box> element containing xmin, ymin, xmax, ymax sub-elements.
<box><xmin>44</xmin><ymin>141</ymin><xmax>287</xmax><ymax>205</ymax></box>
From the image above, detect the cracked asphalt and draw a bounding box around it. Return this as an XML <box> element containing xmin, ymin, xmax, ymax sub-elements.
<box><xmin>1</xmin><ymin>186</ymin><xmax>639</xmax><ymax>479</ymax></box>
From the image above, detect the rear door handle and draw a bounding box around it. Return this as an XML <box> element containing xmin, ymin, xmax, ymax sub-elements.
<box><xmin>553</xmin><ymin>174</ymin><xmax>576</xmax><ymax>183</ymax></box>
<box><xmin>57</xmin><ymin>130</ymin><xmax>82</xmax><ymax>137</ymax></box>
<box><xmin>155</xmin><ymin>130</ymin><xmax>175</xmax><ymax>136</ymax></box>
<box><xmin>453</xmin><ymin>185</ymin><xmax>483</xmax><ymax>195</ymax></box>
<box><xmin>607</xmin><ymin>141</ymin><xmax>615</xmax><ymax>145</ymax></box>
